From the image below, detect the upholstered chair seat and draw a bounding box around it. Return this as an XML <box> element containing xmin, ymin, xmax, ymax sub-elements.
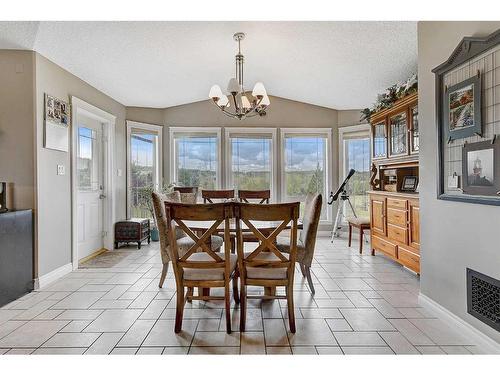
<box><xmin>244</xmin><ymin>252</ymin><xmax>289</xmax><ymax>279</ymax></box>
<box><xmin>276</xmin><ymin>193</ymin><xmax>322</xmax><ymax>294</ymax></box>
<box><xmin>183</xmin><ymin>253</ymin><xmax>238</xmax><ymax>281</ymax></box>
<box><xmin>152</xmin><ymin>190</ymin><xmax>223</xmax><ymax>288</ymax></box>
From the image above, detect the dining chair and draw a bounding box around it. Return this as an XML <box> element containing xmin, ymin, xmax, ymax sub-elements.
<box><xmin>237</xmin><ymin>190</ymin><xmax>271</xmax><ymax>245</ymax></box>
<box><xmin>238</xmin><ymin>189</ymin><xmax>270</xmax><ymax>204</ymax></box>
<box><xmin>235</xmin><ymin>202</ymin><xmax>300</xmax><ymax>333</ymax></box>
<box><xmin>202</xmin><ymin>189</ymin><xmax>234</xmax><ymax>203</ymax></box>
<box><xmin>165</xmin><ymin>202</ymin><xmax>239</xmax><ymax>333</ymax></box>
<box><xmin>173</xmin><ymin>186</ymin><xmax>199</xmax><ymax>203</ymax></box>
<box><xmin>276</xmin><ymin>193</ymin><xmax>322</xmax><ymax>294</ymax></box>
<box><xmin>152</xmin><ymin>191</ymin><xmax>223</xmax><ymax>288</ymax></box>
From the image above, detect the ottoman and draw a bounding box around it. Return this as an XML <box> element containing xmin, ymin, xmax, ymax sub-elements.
<box><xmin>114</xmin><ymin>218</ymin><xmax>150</xmax><ymax>249</ymax></box>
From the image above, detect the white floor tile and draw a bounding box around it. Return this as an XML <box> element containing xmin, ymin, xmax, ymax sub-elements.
<box><xmin>84</xmin><ymin>309</ymin><xmax>143</xmax><ymax>332</ymax></box>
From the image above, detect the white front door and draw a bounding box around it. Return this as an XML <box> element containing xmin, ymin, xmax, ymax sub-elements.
<box><xmin>77</xmin><ymin>116</ymin><xmax>105</xmax><ymax>261</ymax></box>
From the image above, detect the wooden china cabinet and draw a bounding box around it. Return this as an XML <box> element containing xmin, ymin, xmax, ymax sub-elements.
<box><xmin>368</xmin><ymin>92</ymin><xmax>420</xmax><ymax>274</ymax></box>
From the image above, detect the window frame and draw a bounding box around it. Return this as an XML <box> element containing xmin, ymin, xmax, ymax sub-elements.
<box><xmin>280</xmin><ymin>127</ymin><xmax>332</xmax><ymax>222</ymax></box>
<box><xmin>224</xmin><ymin>127</ymin><xmax>277</xmax><ymax>200</ymax></box>
<box><xmin>126</xmin><ymin>120</ymin><xmax>163</xmax><ymax>219</ymax></box>
<box><xmin>338</xmin><ymin>123</ymin><xmax>371</xmax><ymax>221</ymax></box>
<box><xmin>169</xmin><ymin>127</ymin><xmax>222</xmax><ymax>190</ymax></box>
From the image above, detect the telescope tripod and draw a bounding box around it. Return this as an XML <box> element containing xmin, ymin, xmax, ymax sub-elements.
<box><xmin>330</xmin><ymin>190</ymin><xmax>357</xmax><ymax>242</ymax></box>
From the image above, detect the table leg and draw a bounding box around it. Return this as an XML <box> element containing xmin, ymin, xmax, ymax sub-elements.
<box><xmin>264</xmin><ymin>287</ymin><xmax>276</xmax><ymax>296</ymax></box>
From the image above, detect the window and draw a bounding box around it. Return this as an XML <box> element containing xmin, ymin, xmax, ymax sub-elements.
<box><xmin>339</xmin><ymin>125</ymin><xmax>371</xmax><ymax>219</ymax></box>
<box><xmin>127</xmin><ymin>121</ymin><xmax>163</xmax><ymax>218</ymax></box>
<box><xmin>225</xmin><ymin>128</ymin><xmax>276</xmax><ymax>196</ymax></box>
<box><xmin>170</xmin><ymin>128</ymin><xmax>221</xmax><ymax>191</ymax></box>
<box><xmin>281</xmin><ymin>129</ymin><xmax>331</xmax><ymax>220</ymax></box>
<box><xmin>77</xmin><ymin>127</ymin><xmax>99</xmax><ymax>191</ymax></box>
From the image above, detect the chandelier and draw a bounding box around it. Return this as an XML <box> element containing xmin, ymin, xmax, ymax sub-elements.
<box><xmin>208</xmin><ymin>32</ymin><xmax>270</xmax><ymax>120</ymax></box>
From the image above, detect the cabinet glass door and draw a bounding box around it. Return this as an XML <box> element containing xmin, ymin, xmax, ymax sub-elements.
<box><xmin>373</xmin><ymin>122</ymin><xmax>387</xmax><ymax>158</ymax></box>
<box><xmin>389</xmin><ymin>112</ymin><xmax>408</xmax><ymax>156</ymax></box>
<box><xmin>410</xmin><ymin>105</ymin><xmax>419</xmax><ymax>153</ymax></box>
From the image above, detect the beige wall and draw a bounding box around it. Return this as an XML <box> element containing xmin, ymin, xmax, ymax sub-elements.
<box><xmin>418</xmin><ymin>21</ymin><xmax>500</xmax><ymax>343</ymax></box>
<box><xmin>34</xmin><ymin>53</ymin><xmax>127</xmax><ymax>277</ymax></box>
<box><xmin>0</xmin><ymin>50</ymin><xmax>35</xmax><ymax>210</ymax></box>
<box><xmin>338</xmin><ymin>109</ymin><xmax>364</xmax><ymax>128</ymax></box>
<box><xmin>126</xmin><ymin>106</ymin><xmax>164</xmax><ymax>126</ymax></box>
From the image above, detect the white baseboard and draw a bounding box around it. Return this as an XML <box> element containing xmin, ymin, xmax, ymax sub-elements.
<box><xmin>34</xmin><ymin>263</ymin><xmax>73</xmax><ymax>290</ymax></box>
<box><xmin>418</xmin><ymin>293</ymin><xmax>500</xmax><ymax>354</ymax></box>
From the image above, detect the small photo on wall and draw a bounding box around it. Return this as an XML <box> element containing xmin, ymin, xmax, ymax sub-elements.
<box><xmin>445</xmin><ymin>75</ymin><xmax>482</xmax><ymax>141</ymax></box>
<box><xmin>462</xmin><ymin>140</ymin><xmax>500</xmax><ymax>196</ymax></box>
<box><xmin>467</xmin><ymin>148</ymin><xmax>494</xmax><ymax>186</ymax></box>
<box><xmin>449</xmin><ymin>84</ymin><xmax>474</xmax><ymax>130</ymax></box>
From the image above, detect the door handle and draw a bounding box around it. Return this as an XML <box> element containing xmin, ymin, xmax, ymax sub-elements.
<box><xmin>99</xmin><ymin>194</ymin><xmax>106</xmax><ymax>199</ymax></box>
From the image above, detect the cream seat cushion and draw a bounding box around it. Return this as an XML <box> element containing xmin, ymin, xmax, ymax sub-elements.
<box><xmin>244</xmin><ymin>252</ymin><xmax>289</xmax><ymax>280</ymax></box>
<box><xmin>347</xmin><ymin>217</ymin><xmax>370</xmax><ymax>226</ymax></box>
<box><xmin>275</xmin><ymin>236</ymin><xmax>305</xmax><ymax>262</ymax></box>
<box><xmin>183</xmin><ymin>252</ymin><xmax>237</xmax><ymax>281</ymax></box>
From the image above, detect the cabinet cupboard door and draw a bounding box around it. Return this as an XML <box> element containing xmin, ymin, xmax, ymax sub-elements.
<box><xmin>389</xmin><ymin>112</ymin><xmax>408</xmax><ymax>156</ymax></box>
<box><xmin>370</xmin><ymin>196</ymin><xmax>386</xmax><ymax>236</ymax></box>
<box><xmin>409</xmin><ymin>200</ymin><xmax>420</xmax><ymax>249</ymax></box>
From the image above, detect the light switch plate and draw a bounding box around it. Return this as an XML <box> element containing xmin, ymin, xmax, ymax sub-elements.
<box><xmin>117</xmin><ymin>169</ymin><xmax>122</xmax><ymax>177</ymax></box>
<box><xmin>57</xmin><ymin>165</ymin><xmax>65</xmax><ymax>175</ymax></box>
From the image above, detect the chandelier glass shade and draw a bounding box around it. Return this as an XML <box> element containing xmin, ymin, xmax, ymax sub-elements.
<box><xmin>208</xmin><ymin>32</ymin><xmax>270</xmax><ymax>120</ymax></box>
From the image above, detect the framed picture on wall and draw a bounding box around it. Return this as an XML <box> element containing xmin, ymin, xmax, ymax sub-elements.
<box><xmin>444</xmin><ymin>75</ymin><xmax>482</xmax><ymax>142</ymax></box>
<box><xmin>462</xmin><ymin>140</ymin><xmax>500</xmax><ymax>196</ymax></box>
<box><xmin>44</xmin><ymin>93</ymin><xmax>71</xmax><ymax>152</ymax></box>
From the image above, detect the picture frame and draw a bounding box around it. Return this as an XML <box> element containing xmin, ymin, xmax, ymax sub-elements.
<box><xmin>432</xmin><ymin>28</ymin><xmax>500</xmax><ymax>206</ymax></box>
<box><xmin>444</xmin><ymin>75</ymin><xmax>482</xmax><ymax>142</ymax></box>
<box><xmin>44</xmin><ymin>93</ymin><xmax>71</xmax><ymax>152</ymax></box>
<box><xmin>401</xmin><ymin>175</ymin><xmax>418</xmax><ymax>192</ymax></box>
<box><xmin>461</xmin><ymin>140</ymin><xmax>500</xmax><ymax>196</ymax></box>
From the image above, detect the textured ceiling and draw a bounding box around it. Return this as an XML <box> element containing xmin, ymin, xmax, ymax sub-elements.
<box><xmin>0</xmin><ymin>21</ymin><xmax>417</xmax><ymax>109</ymax></box>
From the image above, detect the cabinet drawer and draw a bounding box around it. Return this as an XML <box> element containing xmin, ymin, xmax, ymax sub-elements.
<box><xmin>372</xmin><ymin>235</ymin><xmax>397</xmax><ymax>258</ymax></box>
<box><xmin>387</xmin><ymin>224</ymin><xmax>407</xmax><ymax>244</ymax></box>
<box><xmin>398</xmin><ymin>247</ymin><xmax>420</xmax><ymax>273</ymax></box>
<box><xmin>387</xmin><ymin>198</ymin><xmax>407</xmax><ymax>210</ymax></box>
<box><xmin>387</xmin><ymin>208</ymin><xmax>407</xmax><ymax>226</ymax></box>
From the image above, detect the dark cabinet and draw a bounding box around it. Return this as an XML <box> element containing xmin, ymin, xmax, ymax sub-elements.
<box><xmin>0</xmin><ymin>210</ymin><xmax>33</xmax><ymax>307</ymax></box>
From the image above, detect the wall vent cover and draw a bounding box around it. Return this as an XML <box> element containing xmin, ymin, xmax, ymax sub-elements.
<box><xmin>467</xmin><ymin>268</ymin><xmax>500</xmax><ymax>332</ymax></box>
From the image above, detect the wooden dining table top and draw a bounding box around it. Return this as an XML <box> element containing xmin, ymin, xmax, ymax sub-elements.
<box><xmin>184</xmin><ymin>219</ymin><xmax>303</xmax><ymax>232</ymax></box>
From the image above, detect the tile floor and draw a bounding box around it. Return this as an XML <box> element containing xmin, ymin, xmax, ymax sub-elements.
<box><xmin>0</xmin><ymin>236</ymin><xmax>487</xmax><ymax>355</ymax></box>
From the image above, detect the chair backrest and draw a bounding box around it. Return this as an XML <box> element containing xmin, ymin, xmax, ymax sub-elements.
<box><xmin>238</xmin><ymin>189</ymin><xmax>270</xmax><ymax>204</ymax></box>
<box><xmin>152</xmin><ymin>191</ymin><xmax>182</xmax><ymax>264</ymax></box>
<box><xmin>299</xmin><ymin>193</ymin><xmax>322</xmax><ymax>266</ymax></box>
<box><xmin>165</xmin><ymin>202</ymin><xmax>232</xmax><ymax>280</ymax></box>
<box><xmin>202</xmin><ymin>189</ymin><xmax>235</xmax><ymax>203</ymax></box>
<box><xmin>173</xmin><ymin>186</ymin><xmax>199</xmax><ymax>194</ymax></box>
<box><xmin>173</xmin><ymin>186</ymin><xmax>199</xmax><ymax>202</ymax></box>
<box><xmin>234</xmin><ymin>202</ymin><xmax>299</xmax><ymax>279</ymax></box>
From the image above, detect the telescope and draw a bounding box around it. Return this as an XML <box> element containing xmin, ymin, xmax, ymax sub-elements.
<box><xmin>328</xmin><ymin>168</ymin><xmax>355</xmax><ymax>205</ymax></box>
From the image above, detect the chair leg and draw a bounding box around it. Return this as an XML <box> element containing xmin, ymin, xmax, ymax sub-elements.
<box><xmin>174</xmin><ymin>285</ymin><xmax>185</xmax><ymax>333</ymax></box>
<box><xmin>186</xmin><ymin>287</ymin><xmax>194</xmax><ymax>303</ymax></box>
<box><xmin>304</xmin><ymin>266</ymin><xmax>315</xmax><ymax>295</ymax></box>
<box><xmin>239</xmin><ymin>284</ymin><xmax>247</xmax><ymax>332</ymax></box>
<box><xmin>359</xmin><ymin>229</ymin><xmax>364</xmax><ymax>254</ymax></box>
<box><xmin>348</xmin><ymin>224</ymin><xmax>353</xmax><ymax>247</ymax></box>
<box><xmin>232</xmin><ymin>272</ymin><xmax>240</xmax><ymax>304</ymax></box>
<box><xmin>286</xmin><ymin>285</ymin><xmax>296</xmax><ymax>333</ymax></box>
<box><xmin>158</xmin><ymin>263</ymin><xmax>169</xmax><ymax>288</ymax></box>
<box><xmin>230</xmin><ymin>236</ymin><xmax>236</xmax><ymax>254</ymax></box>
<box><xmin>299</xmin><ymin>263</ymin><xmax>306</xmax><ymax>277</ymax></box>
<box><xmin>224</xmin><ymin>284</ymin><xmax>232</xmax><ymax>334</ymax></box>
